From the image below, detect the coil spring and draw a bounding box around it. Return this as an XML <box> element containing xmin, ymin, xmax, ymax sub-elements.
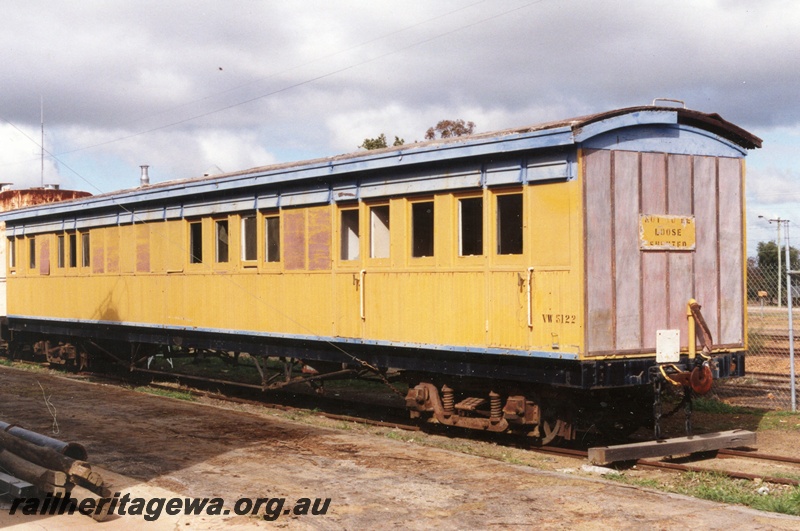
<box><xmin>442</xmin><ymin>385</ymin><xmax>454</xmax><ymax>415</ymax></box>
<box><xmin>489</xmin><ymin>391</ymin><xmax>502</xmax><ymax>421</ymax></box>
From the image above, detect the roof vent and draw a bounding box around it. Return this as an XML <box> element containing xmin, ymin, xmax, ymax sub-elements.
<box><xmin>140</xmin><ymin>165</ymin><xmax>150</xmax><ymax>187</ymax></box>
<box><xmin>651</xmin><ymin>98</ymin><xmax>685</xmax><ymax>108</ymax></box>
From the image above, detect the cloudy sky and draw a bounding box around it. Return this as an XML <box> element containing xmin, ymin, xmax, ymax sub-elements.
<box><xmin>1</xmin><ymin>1</ymin><xmax>797</xmax><ymax>254</ymax></box>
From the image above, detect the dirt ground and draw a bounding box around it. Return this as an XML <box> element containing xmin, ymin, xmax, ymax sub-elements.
<box><xmin>0</xmin><ymin>366</ymin><xmax>799</xmax><ymax>530</ymax></box>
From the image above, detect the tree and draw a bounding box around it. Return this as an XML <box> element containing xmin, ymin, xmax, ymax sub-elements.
<box><xmin>425</xmin><ymin>119</ymin><xmax>476</xmax><ymax>140</ymax></box>
<box><xmin>757</xmin><ymin>240</ymin><xmax>800</xmax><ymax>271</ymax></box>
<box><xmin>359</xmin><ymin>134</ymin><xmax>404</xmax><ymax>150</ymax></box>
<box><xmin>754</xmin><ymin>240</ymin><xmax>800</xmax><ymax>305</ymax></box>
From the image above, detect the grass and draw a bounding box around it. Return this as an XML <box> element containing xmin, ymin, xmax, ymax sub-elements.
<box><xmin>133</xmin><ymin>386</ymin><xmax>196</xmax><ymax>402</ymax></box>
<box><xmin>758</xmin><ymin>410</ymin><xmax>800</xmax><ymax>431</ymax></box>
<box><xmin>692</xmin><ymin>397</ymin><xmax>754</xmax><ymax>415</ymax></box>
<box><xmin>148</xmin><ymin>354</ymin><xmax>265</xmax><ymax>385</ymax></box>
<box><xmin>611</xmin><ymin>472</ymin><xmax>800</xmax><ymax>516</ymax></box>
<box><xmin>688</xmin><ymin>397</ymin><xmax>800</xmax><ymax>432</ymax></box>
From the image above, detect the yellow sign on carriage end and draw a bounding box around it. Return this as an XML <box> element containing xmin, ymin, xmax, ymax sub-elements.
<box><xmin>640</xmin><ymin>215</ymin><xmax>696</xmax><ymax>251</ymax></box>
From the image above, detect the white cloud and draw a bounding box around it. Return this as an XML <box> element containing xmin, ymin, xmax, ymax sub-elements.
<box><xmin>0</xmin><ymin>124</ymin><xmax>62</xmax><ymax>189</ymax></box>
<box><xmin>0</xmin><ymin>0</ymin><xmax>797</xmax><ymax>196</ymax></box>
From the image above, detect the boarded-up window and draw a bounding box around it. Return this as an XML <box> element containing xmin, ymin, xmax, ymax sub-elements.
<box><xmin>370</xmin><ymin>205</ymin><xmax>390</xmax><ymax>259</ymax></box>
<box><xmin>497</xmin><ymin>194</ymin><xmax>523</xmax><ymax>255</ymax></box>
<box><xmin>340</xmin><ymin>209</ymin><xmax>359</xmax><ymax>261</ymax></box>
<box><xmin>412</xmin><ymin>201</ymin><xmax>434</xmax><ymax>258</ymax></box>
<box><xmin>459</xmin><ymin>197</ymin><xmax>483</xmax><ymax>256</ymax></box>
<box><xmin>265</xmin><ymin>216</ymin><xmax>280</xmax><ymax>263</ymax></box>
<box><xmin>106</xmin><ymin>227</ymin><xmax>120</xmax><ymax>273</ymax></box>
<box><xmin>136</xmin><ymin>223</ymin><xmax>150</xmax><ymax>273</ymax></box>
<box><xmin>119</xmin><ymin>225</ymin><xmax>135</xmax><ymax>274</ymax></box>
<box><xmin>308</xmin><ymin>208</ymin><xmax>331</xmax><ymax>270</ymax></box>
<box><xmin>241</xmin><ymin>215</ymin><xmax>257</xmax><ymax>261</ymax></box>
<box><xmin>284</xmin><ymin>210</ymin><xmax>306</xmax><ymax>270</ymax></box>
<box><xmin>39</xmin><ymin>237</ymin><xmax>50</xmax><ymax>276</ymax></box>
<box><xmin>92</xmin><ymin>232</ymin><xmax>104</xmax><ymax>274</ymax></box>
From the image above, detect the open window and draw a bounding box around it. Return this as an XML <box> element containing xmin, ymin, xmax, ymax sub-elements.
<box><xmin>369</xmin><ymin>205</ymin><xmax>390</xmax><ymax>259</ymax></box>
<box><xmin>68</xmin><ymin>233</ymin><xmax>77</xmax><ymax>268</ymax></box>
<box><xmin>411</xmin><ymin>201</ymin><xmax>434</xmax><ymax>258</ymax></box>
<box><xmin>81</xmin><ymin>232</ymin><xmax>90</xmax><ymax>268</ymax></box>
<box><xmin>8</xmin><ymin>238</ymin><xmax>15</xmax><ymax>269</ymax></box>
<box><xmin>496</xmin><ymin>193</ymin><xmax>523</xmax><ymax>255</ymax></box>
<box><xmin>215</xmin><ymin>219</ymin><xmax>229</xmax><ymax>263</ymax></box>
<box><xmin>340</xmin><ymin>209</ymin><xmax>360</xmax><ymax>261</ymax></box>
<box><xmin>459</xmin><ymin>197</ymin><xmax>483</xmax><ymax>256</ymax></box>
<box><xmin>241</xmin><ymin>215</ymin><xmax>257</xmax><ymax>262</ymax></box>
<box><xmin>28</xmin><ymin>237</ymin><xmax>35</xmax><ymax>269</ymax></box>
<box><xmin>265</xmin><ymin>215</ymin><xmax>280</xmax><ymax>263</ymax></box>
<box><xmin>189</xmin><ymin>221</ymin><xmax>203</xmax><ymax>264</ymax></box>
<box><xmin>57</xmin><ymin>235</ymin><xmax>65</xmax><ymax>268</ymax></box>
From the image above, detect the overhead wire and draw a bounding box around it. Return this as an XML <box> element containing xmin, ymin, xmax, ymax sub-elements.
<box><xmin>0</xmin><ymin>0</ymin><xmax>556</xmax><ymax>384</ymax></box>
<box><xmin>56</xmin><ymin>0</ymin><xmax>549</xmax><ymax>155</ymax></box>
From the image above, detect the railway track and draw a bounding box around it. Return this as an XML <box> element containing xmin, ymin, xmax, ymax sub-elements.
<box><xmin>77</xmin><ymin>374</ymin><xmax>800</xmax><ymax>489</ymax></box>
<box><xmin>5</xmin><ymin>357</ymin><xmax>800</xmax><ymax>489</ymax></box>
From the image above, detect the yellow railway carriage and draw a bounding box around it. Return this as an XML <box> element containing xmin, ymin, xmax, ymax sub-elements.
<box><xmin>1</xmin><ymin>104</ymin><xmax>761</xmax><ymax>441</ymax></box>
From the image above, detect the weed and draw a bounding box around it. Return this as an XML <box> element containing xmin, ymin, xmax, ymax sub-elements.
<box><xmin>692</xmin><ymin>397</ymin><xmax>755</xmax><ymax>415</ymax></box>
<box><xmin>134</xmin><ymin>386</ymin><xmax>196</xmax><ymax>402</ymax></box>
<box><xmin>614</xmin><ymin>471</ymin><xmax>800</xmax><ymax>516</ymax></box>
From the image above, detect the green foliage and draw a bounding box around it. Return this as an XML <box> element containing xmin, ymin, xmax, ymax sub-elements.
<box><xmin>359</xmin><ymin>118</ymin><xmax>476</xmax><ymax>151</ymax></box>
<box><xmin>757</xmin><ymin>240</ymin><xmax>800</xmax><ymax>271</ymax></box>
<box><xmin>134</xmin><ymin>386</ymin><xmax>196</xmax><ymax>401</ymax></box>
<box><xmin>691</xmin><ymin>397</ymin><xmax>754</xmax><ymax>415</ymax></box>
<box><xmin>359</xmin><ymin>134</ymin><xmax>405</xmax><ymax>150</ymax></box>
<box><xmin>425</xmin><ymin>119</ymin><xmax>475</xmax><ymax>140</ymax></box>
<box><xmin>749</xmin><ymin>240</ymin><xmax>800</xmax><ymax>304</ymax></box>
<box><xmin>612</xmin><ymin>472</ymin><xmax>800</xmax><ymax>516</ymax></box>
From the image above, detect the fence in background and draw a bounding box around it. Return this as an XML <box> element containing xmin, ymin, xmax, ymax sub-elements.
<box><xmin>716</xmin><ymin>262</ymin><xmax>798</xmax><ymax>411</ymax></box>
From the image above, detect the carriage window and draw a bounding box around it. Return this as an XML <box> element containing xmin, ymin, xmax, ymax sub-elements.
<box><xmin>9</xmin><ymin>238</ymin><xmax>15</xmax><ymax>268</ymax></box>
<box><xmin>29</xmin><ymin>237</ymin><xmax>36</xmax><ymax>269</ymax></box>
<box><xmin>497</xmin><ymin>193</ymin><xmax>523</xmax><ymax>255</ymax></box>
<box><xmin>340</xmin><ymin>209</ymin><xmax>360</xmax><ymax>261</ymax></box>
<box><xmin>189</xmin><ymin>222</ymin><xmax>203</xmax><ymax>264</ymax></box>
<box><xmin>215</xmin><ymin>219</ymin><xmax>229</xmax><ymax>263</ymax></box>
<box><xmin>69</xmin><ymin>233</ymin><xmax>77</xmax><ymax>268</ymax></box>
<box><xmin>241</xmin><ymin>215</ymin><xmax>257</xmax><ymax>261</ymax></box>
<box><xmin>412</xmin><ymin>201</ymin><xmax>434</xmax><ymax>258</ymax></box>
<box><xmin>81</xmin><ymin>232</ymin><xmax>90</xmax><ymax>267</ymax></box>
<box><xmin>265</xmin><ymin>215</ymin><xmax>280</xmax><ymax>262</ymax></box>
<box><xmin>57</xmin><ymin>235</ymin><xmax>65</xmax><ymax>268</ymax></box>
<box><xmin>370</xmin><ymin>205</ymin><xmax>390</xmax><ymax>259</ymax></box>
<box><xmin>459</xmin><ymin>197</ymin><xmax>483</xmax><ymax>256</ymax></box>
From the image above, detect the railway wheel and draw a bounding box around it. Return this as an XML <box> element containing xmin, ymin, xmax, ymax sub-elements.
<box><xmin>541</xmin><ymin>418</ymin><xmax>566</xmax><ymax>445</ymax></box>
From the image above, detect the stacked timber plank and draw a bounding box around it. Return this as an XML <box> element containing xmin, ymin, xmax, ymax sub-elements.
<box><xmin>0</xmin><ymin>423</ymin><xmax>111</xmax><ymax>521</ymax></box>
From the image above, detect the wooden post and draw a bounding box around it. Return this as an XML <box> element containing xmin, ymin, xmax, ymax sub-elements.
<box><xmin>0</xmin><ymin>449</ymin><xmax>66</xmax><ymax>493</ymax></box>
